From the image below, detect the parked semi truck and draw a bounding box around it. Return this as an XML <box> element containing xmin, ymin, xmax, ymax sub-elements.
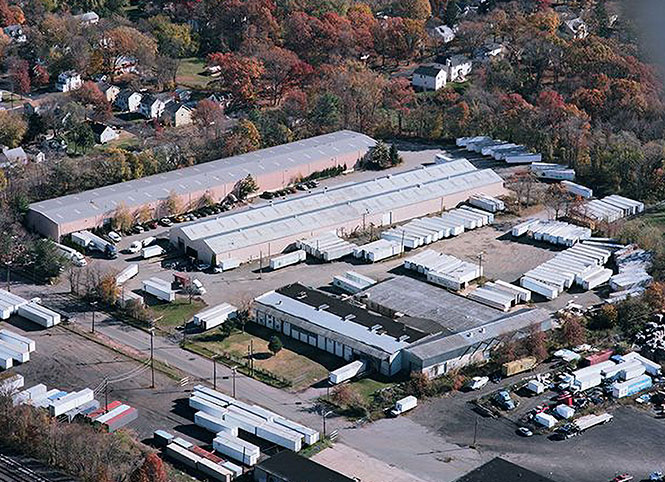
<box><xmin>71</xmin><ymin>231</ymin><xmax>117</xmax><ymax>259</ymax></box>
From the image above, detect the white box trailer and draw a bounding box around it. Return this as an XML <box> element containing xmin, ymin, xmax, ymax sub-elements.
<box><xmin>213</xmin><ymin>433</ymin><xmax>260</xmax><ymax>466</ymax></box>
<box><xmin>193</xmin><ymin>303</ymin><xmax>238</xmax><ymax>331</ymax></box>
<box><xmin>0</xmin><ymin>340</ymin><xmax>29</xmax><ymax>363</ymax></box>
<box><xmin>505</xmin><ymin>153</ymin><xmax>542</xmax><ymax>164</ymax></box>
<box><xmin>392</xmin><ymin>395</ymin><xmax>417</xmax><ymax>416</ymax></box>
<box><xmin>272</xmin><ymin>417</ymin><xmax>320</xmax><ymax>445</ymax></box>
<box><xmin>535</xmin><ymin>412</ymin><xmax>557</xmax><ymax>428</ymax></box>
<box><xmin>142</xmin><ymin>277</ymin><xmax>175</xmax><ymax>302</ymax></box>
<box><xmin>555</xmin><ymin>404</ymin><xmax>575</xmax><ymax>419</ymax></box>
<box><xmin>166</xmin><ymin>443</ymin><xmax>201</xmax><ymax>470</ymax></box>
<box><xmin>190</xmin><ymin>396</ymin><xmax>228</xmax><ymax>419</ymax></box>
<box><xmin>142</xmin><ymin>245</ymin><xmax>165</xmax><ymax>259</ymax></box>
<box><xmin>12</xmin><ymin>384</ymin><xmax>48</xmax><ymax>406</ymax></box>
<box><xmin>0</xmin><ymin>349</ymin><xmax>14</xmax><ymax>369</ymax></box>
<box><xmin>256</xmin><ymin>421</ymin><xmax>303</xmax><ymax>451</ymax></box>
<box><xmin>520</xmin><ymin>276</ymin><xmax>560</xmax><ymax>300</ymax></box>
<box><xmin>49</xmin><ymin>388</ymin><xmax>94</xmax><ymax>417</ymax></box>
<box><xmin>116</xmin><ymin>263</ymin><xmax>139</xmax><ymax>285</ymax></box>
<box><xmin>270</xmin><ymin>250</ymin><xmax>307</xmax><ymax>270</ymax></box>
<box><xmin>195</xmin><ymin>410</ymin><xmax>228</xmax><ymax>433</ymax></box>
<box><xmin>329</xmin><ymin>360</ymin><xmax>367</xmax><ymax>385</ymax></box>
<box><xmin>573</xmin><ymin>413</ymin><xmax>613</xmax><ymax>432</ymax></box>
<box><xmin>0</xmin><ymin>290</ymin><xmax>28</xmax><ymax>319</ymax></box>
<box><xmin>17</xmin><ymin>302</ymin><xmax>61</xmax><ymax>328</ymax></box>
<box><xmin>0</xmin><ymin>374</ymin><xmax>23</xmax><ymax>393</ymax></box>
<box><xmin>197</xmin><ymin>458</ymin><xmax>234</xmax><ymax>482</ymax></box>
<box><xmin>219</xmin><ymin>258</ymin><xmax>240</xmax><ymax>271</ymax></box>
<box><xmin>561</xmin><ymin>181</ymin><xmax>593</xmax><ymax>199</ymax></box>
<box><xmin>0</xmin><ymin>330</ymin><xmax>35</xmax><ymax>352</ymax></box>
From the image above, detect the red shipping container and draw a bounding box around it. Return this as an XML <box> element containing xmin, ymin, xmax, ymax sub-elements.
<box><xmin>189</xmin><ymin>446</ymin><xmax>223</xmax><ymax>464</ymax></box>
<box><xmin>104</xmin><ymin>407</ymin><xmax>138</xmax><ymax>432</ymax></box>
<box><xmin>87</xmin><ymin>401</ymin><xmax>122</xmax><ymax>420</ymax></box>
<box><xmin>582</xmin><ymin>349</ymin><xmax>614</xmax><ymax>367</ymax></box>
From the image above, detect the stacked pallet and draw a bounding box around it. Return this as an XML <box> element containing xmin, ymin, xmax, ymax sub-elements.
<box><xmin>381</xmin><ymin>206</ymin><xmax>491</xmax><ymax>249</ymax></box>
<box><xmin>353</xmin><ymin>239</ymin><xmax>403</xmax><ymax>262</ymax></box>
<box><xmin>189</xmin><ymin>385</ymin><xmax>319</xmax><ymax>465</ymax></box>
<box><xmin>512</xmin><ymin>219</ymin><xmax>591</xmax><ymax>247</ymax></box>
<box><xmin>297</xmin><ymin>232</ymin><xmax>357</xmax><ymax>261</ymax></box>
<box><xmin>520</xmin><ymin>243</ymin><xmax>613</xmax><ymax>299</ymax></box>
<box><xmin>332</xmin><ymin>271</ymin><xmax>376</xmax><ymax>294</ymax></box>
<box><xmin>467</xmin><ymin>280</ymin><xmax>531</xmax><ymax>311</ymax></box>
<box><xmin>0</xmin><ymin>329</ymin><xmax>35</xmax><ymax>369</ymax></box>
<box><xmin>583</xmin><ymin>195</ymin><xmax>644</xmax><ymax>224</ymax></box>
<box><xmin>404</xmin><ymin>249</ymin><xmax>482</xmax><ymax>291</ymax></box>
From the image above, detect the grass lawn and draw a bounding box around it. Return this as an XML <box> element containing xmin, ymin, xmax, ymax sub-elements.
<box><xmin>644</xmin><ymin>206</ymin><xmax>665</xmax><ymax>226</ymax></box>
<box><xmin>348</xmin><ymin>378</ymin><xmax>393</xmax><ymax>402</ymax></box>
<box><xmin>190</xmin><ymin>324</ymin><xmax>342</xmax><ymax>390</ymax></box>
<box><xmin>176</xmin><ymin>58</ymin><xmax>210</xmax><ymax>89</ymax></box>
<box><xmin>150</xmin><ymin>298</ymin><xmax>207</xmax><ymax>330</ymax></box>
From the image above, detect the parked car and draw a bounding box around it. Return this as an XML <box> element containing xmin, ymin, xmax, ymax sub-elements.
<box><xmin>466</xmin><ymin>376</ymin><xmax>489</xmax><ymax>391</ymax></box>
<box><xmin>127</xmin><ymin>241</ymin><xmax>142</xmax><ymax>254</ymax></box>
<box><xmin>160</xmin><ymin>218</ymin><xmax>173</xmax><ymax>227</ymax></box>
<box><xmin>147</xmin><ymin>221</ymin><xmax>158</xmax><ymax>229</ymax></box>
<box><xmin>196</xmin><ymin>261</ymin><xmax>211</xmax><ymax>271</ymax></box>
<box><xmin>610</xmin><ymin>475</ymin><xmax>633</xmax><ymax>482</ymax></box>
<box><xmin>132</xmin><ymin>225</ymin><xmax>145</xmax><ymax>234</ymax></box>
<box><xmin>649</xmin><ymin>472</ymin><xmax>663</xmax><ymax>481</ymax></box>
<box><xmin>108</xmin><ymin>231</ymin><xmax>122</xmax><ymax>243</ymax></box>
<box><xmin>517</xmin><ymin>427</ymin><xmax>533</xmax><ymax>437</ymax></box>
<box><xmin>494</xmin><ymin>390</ymin><xmax>516</xmax><ymax>410</ymax></box>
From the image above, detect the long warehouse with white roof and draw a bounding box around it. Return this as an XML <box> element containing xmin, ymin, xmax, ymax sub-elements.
<box><xmin>170</xmin><ymin>159</ymin><xmax>505</xmax><ymax>265</ymax></box>
<box><xmin>26</xmin><ymin>130</ymin><xmax>375</xmax><ymax>239</ymax></box>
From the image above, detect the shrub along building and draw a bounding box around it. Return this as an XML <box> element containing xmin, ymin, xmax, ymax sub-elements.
<box><xmin>251</xmin><ymin>282</ymin><xmax>551</xmax><ymax>378</ymax></box>
<box><xmin>169</xmin><ymin>159</ymin><xmax>505</xmax><ymax>265</ymax></box>
<box><xmin>26</xmin><ymin>130</ymin><xmax>375</xmax><ymax>240</ymax></box>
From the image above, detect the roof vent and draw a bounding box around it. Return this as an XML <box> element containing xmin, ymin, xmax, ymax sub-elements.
<box><xmin>465</xmin><ymin>332</ymin><xmax>473</xmax><ymax>338</ymax></box>
<box><xmin>478</xmin><ymin>327</ymin><xmax>486</xmax><ymax>334</ymax></box>
<box><xmin>398</xmin><ymin>335</ymin><xmax>410</xmax><ymax>342</ymax></box>
<box><xmin>317</xmin><ymin>304</ymin><xmax>329</xmax><ymax>311</ymax></box>
<box><xmin>370</xmin><ymin>324</ymin><xmax>382</xmax><ymax>332</ymax></box>
<box><xmin>344</xmin><ymin>314</ymin><xmax>356</xmax><ymax>321</ymax></box>
<box><xmin>296</xmin><ymin>292</ymin><xmax>307</xmax><ymax>300</ymax></box>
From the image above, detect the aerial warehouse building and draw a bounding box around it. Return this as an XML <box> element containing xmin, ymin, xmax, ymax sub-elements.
<box><xmin>26</xmin><ymin>130</ymin><xmax>376</xmax><ymax>240</ymax></box>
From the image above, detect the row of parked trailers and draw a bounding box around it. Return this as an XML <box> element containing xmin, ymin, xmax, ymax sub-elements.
<box><xmin>297</xmin><ymin>232</ymin><xmax>358</xmax><ymax>261</ymax></box>
<box><xmin>405</xmin><ymin>249</ymin><xmax>483</xmax><ymax>291</ymax></box>
<box><xmin>0</xmin><ymin>289</ymin><xmax>61</xmax><ymax>328</ymax></box>
<box><xmin>0</xmin><ymin>329</ymin><xmax>35</xmax><ymax>369</ymax></box>
<box><xmin>582</xmin><ymin>194</ymin><xmax>645</xmax><ymax>223</ymax></box>
<box><xmin>381</xmin><ymin>206</ymin><xmax>493</xmax><ymax>250</ymax></box>
<box><xmin>512</xmin><ymin>219</ymin><xmax>592</xmax><ymax>247</ymax></box>
<box><xmin>467</xmin><ymin>280</ymin><xmax>531</xmax><ymax>312</ymax></box>
<box><xmin>530</xmin><ymin>162</ymin><xmax>576</xmax><ymax>181</ymax></box>
<box><xmin>456</xmin><ymin>136</ymin><xmax>543</xmax><ymax>164</ymax></box>
<box><xmin>189</xmin><ymin>385</ymin><xmax>320</xmax><ymax>466</ymax></box>
<box><xmin>332</xmin><ymin>271</ymin><xmax>376</xmax><ymax>294</ymax></box>
<box><xmin>353</xmin><ymin>239</ymin><xmax>404</xmax><ymax>263</ymax></box>
<box><xmin>520</xmin><ymin>242</ymin><xmax>614</xmax><ymax>300</ymax></box>
<box><xmin>158</xmin><ymin>432</ymin><xmax>241</xmax><ymax>482</ymax></box>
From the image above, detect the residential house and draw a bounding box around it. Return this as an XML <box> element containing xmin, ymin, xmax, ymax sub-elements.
<box><xmin>139</xmin><ymin>94</ymin><xmax>171</xmax><ymax>119</ymax></box>
<box><xmin>174</xmin><ymin>87</ymin><xmax>191</xmax><ymax>102</ymax></box>
<box><xmin>560</xmin><ymin>17</ymin><xmax>588</xmax><ymax>40</ymax></box>
<box><xmin>163</xmin><ymin>102</ymin><xmax>193</xmax><ymax>127</ymax></box>
<box><xmin>4</xmin><ymin>25</ymin><xmax>26</xmax><ymax>44</ymax></box>
<box><xmin>0</xmin><ymin>146</ymin><xmax>28</xmax><ymax>168</ymax></box>
<box><xmin>74</xmin><ymin>11</ymin><xmax>99</xmax><ymax>25</ymax></box>
<box><xmin>25</xmin><ymin>147</ymin><xmax>45</xmax><ymax>163</ymax></box>
<box><xmin>207</xmin><ymin>93</ymin><xmax>232</xmax><ymax>109</ymax></box>
<box><xmin>412</xmin><ymin>65</ymin><xmax>447</xmax><ymax>92</ymax></box>
<box><xmin>474</xmin><ymin>43</ymin><xmax>506</xmax><ymax>62</ymax></box>
<box><xmin>435</xmin><ymin>54</ymin><xmax>472</xmax><ymax>82</ymax></box>
<box><xmin>115</xmin><ymin>90</ymin><xmax>142</xmax><ymax>113</ymax></box>
<box><xmin>430</xmin><ymin>24</ymin><xmax>456</xmax><ymax>43</ymax></box>
<box><xmin>90</xmin><ymin>123</ymin><xmax>119</xmax><ymax>144</ymax></box>
<box><xmin>97</xmin><ymin>82</ymin><xmax>120</xmax><ymax>103</ymax></box>
<box><xmin>56</xmin><ymin>71</ymin><xmax>83</xmax><ymax>92</ymax></box>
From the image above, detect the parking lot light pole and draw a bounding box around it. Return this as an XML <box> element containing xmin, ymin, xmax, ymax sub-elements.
<box><xmin>322</xmin><ymin>410</ymin><xmax>333</xmax><ymax>438</ymax></box>
<box><xmin>149</xmin><ymin>328</ymin><xmax>155</xmax><ymax>389</ymax></box>
<box><xmin>212</xmin><ymin>356</ymin><xmax>217</xmax><ymax>390</ymax></box>
<box><xmin>232</xmin><ymin>366</ymin><xmax>237</xmax><ymax>398</ymax></box>
<box><xmin>90</xmin><ymin>301</ymin><xmax>98</xmax><ymax>334</ymax></box>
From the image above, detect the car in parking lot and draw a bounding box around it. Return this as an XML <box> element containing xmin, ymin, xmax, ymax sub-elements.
<box><xmin>610</xmin><ymin>474</ymin><xmax>633</xmax><ymax>482</ymax></box>
<box><xmin>107</xmin><ymin>231</ymin><xmax>122</xmax><ymax>243</ymax></box>
<box><xmin>466</xmin><ymin>376</ymin><xmax>489</xmax><ymax>391</ymax></box>
<box><xmin>127</xmin><ymin>241</ymin><xmax>142</xmax><ymax>254</ymax></box>
<box><xmin>132</xmin><ymin>225</ymin><xmax>145</xmax><ymax>234</ymax></box>
<box><xmin>516</xmin><ymin>427</ymin><xmax>533</xmax><ymax>437</ymax></box>
<box><xmin>160</xmin><ymin>218</ymin><xmax>173</xmax><ymax>227</ymax></box>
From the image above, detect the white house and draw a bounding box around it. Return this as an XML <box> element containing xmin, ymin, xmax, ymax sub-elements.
<box><xmin>90</xmin><ymin>123</ymin><xmax>119</xmax><ymax>144</ymax></box>
<box><xmin>430</xmin><ymin>24</ymin><xmax>456</xmax><ymax>43</ymax></box>
<box><xmin>55</xmin><ymin>71</ymin><xmax>83</xmax><ymax>92</ymax></box>
<box><xmin>435</xmin><ymin>55</ymin><xmax>472</xmax><ymax>82</ymax></box>
<box><xmin>163</xmin><ymin>102</ymin><xmax>193</xmax><ymax>127</ymax></box>
<box><xmin>96</xmin><ymin>82</ymin><xmax>120</xmax><ymax>103</ymax></box>
<box><xmin>139</xmin><ymin>94</ymin><xmax>171</xmax><ymax>119</ymax></box>
<box><xmin>475</xmin><ymin>43</ymin><xmax>506</xmax><ymax>62</ymax></box>
<box><xmin>412</xmin><ymin>65</ymin><xmax>447</xmax><ymax>92</ymax></box>
<box><xmin>561</xmin><ymin>18</ymin><xmax>589</xmax><ymax>40</ymax></box>
<box><xmin>0</xmin><ymin>146</ymin><xmax>28</xmax><ymax>168</ymax></box>
<box><xmin>74</xmin><ymin>11</ymin><xmax>99</xmax><ymax>25</ymax></box>
<box><xmin>115</xmin><ymin>90</ymin><xmax>142</xmax><ymax>113</ymax></box>
<box><xmin>3</xmin><ymin>25</ymin><xmax>26</xmax><ymax>43</ymax></box>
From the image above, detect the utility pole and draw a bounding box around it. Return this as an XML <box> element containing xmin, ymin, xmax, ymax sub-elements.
<box><xmin>477</xmin><ymin>251</ymin><xmax>485</xmax><ymax>276</ymax></box>
<box><xmin>250</xmin><ymin>339</ymin><xmax>254</xmax><ymax>375</ymax></box>
<box><xmin>259</xmin><ymin>251</ymin><xmax>262</xmax><ymax>280</ymax></box>
<box><xmin>231</xmin><ymin>366</ymin><xmax>237</xmax><ymax>398</ymax></box>
<box><xmin>150</xmin><ymin>328</ymin><xmax>155</xmax><ymax>389</ymax></box>
<box><xmin>91</xmin><ymin>301</ymin><xmax>97</xmax><ymax>334</ymax></box>
<box><xmin>471</xmin><ymin>416</ymin><xmax>479</xmax><ymax>449</ymax></box>
<box><xmin>322</xmin><ymin>410</ymin><xmax>332</xmax><ymax>438</ymax></box>
<box><xmin>212</xmin><ymin>356</ymin><xmax>217</xmax><ymax>390</ymax></box>
<box><xmin>104</xmin><ymin>378</ymin><xmax>109</xmax><ymax>413</ymax></box>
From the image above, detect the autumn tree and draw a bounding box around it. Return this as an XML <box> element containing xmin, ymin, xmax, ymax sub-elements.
<box><xmin>223</xmin><ymin>119</ymin><xmax>261</xmax><ymax>156</ymax></box>
<box><xmin>0</xmin><ymin>111</ymin><xmax>27</xmax><ymax>148</ymax></box>
<box><xmin>234</xmin><ymin>174</ymin><xmax>259</xmax><ymax>200</ymax></box>
<box><xmin>522</xmin><ymin>326</ymin><xmax>548</xmax><ymax>361</ymax></box>
<box><xmin>208</xmin><ymin>53</ymin><xmax>264</xmax><ymax>105</ymax></box>
<box><xmin>130</xmin><ymin>453</ymin><xmax>168</xmax><ymax>482</ymax></box>
<box><xmin>562</xmin><ymin>317</ymin><xmax>586</xmax><ymax>347</ymax></box>
<box><xmin>71</xmin><ymin>81</ymin><xmax>112</xmax><ymax>121</ymax></box>
<box><xmin>112</xmin><ymin>202</ymin><xmax>134</xmax><ymax>232</ymax></box>
<box><xmin>257</xmin><ymin>46</ymin><xmax>312</xmax><ymax>105</ymax></box>
<box><xmin>192</xmin><ymin>99</ymin><xmax>225</xmax><ymax>137</ymax></box>
<box><xmin>9</xmin><ymin>59</ymin><xmax>30</xmax><ymax>94</ymax></box>
<box><xmin>161</xmin><ymin>190</ymin><xmax>182</xmax><ymax>216</ymax></box>
<box><xmin>148</xmin><ymin>15</ymin><xmax>196</xmax><ymax>58</ymax></box>
<box><xmin>101</xmin><ymin>26</ymin><xmax>158</xmax><ymax>79</ymax></box>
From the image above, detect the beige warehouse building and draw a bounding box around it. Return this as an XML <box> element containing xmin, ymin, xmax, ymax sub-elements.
<box><xmin>26</xmin><ymin>130</ymin><xmax>375</xmax><ymax>240</ymax></box>
<box><xmin>169</xmin><ymin>159</ymin><xmax>506</xmax><ymax>265</ymax></box>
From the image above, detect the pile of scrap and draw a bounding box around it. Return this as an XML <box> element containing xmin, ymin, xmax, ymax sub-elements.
<box><xmin>456</xmin><ymin>136</ymin><xmax>542</xmax><ymax>163</ymax></box>
<box><xmin>353</xmin><ymin>239</ymin><xmax>403</xmax><ymax>263</ymax></box>
<box><xmin>297</xmin><ymin>232</ymin><xmax>357</xmax><ymax>261</ymax></box>
<box><xmin>635</xmin><ymin>321</ymin><xmax>665</xmax><ymax>360</ymax></box>
<box><xmin>608</xmin><ymin>244</ymin><xmax>652</xmax><ymax>302</ymax></box>
<box><xmin>404</xmin><ymin>249</ymin><xmax>482</xmax><ymax>291</ymax></box>
<box><xmin>582</xmin><ymin>195</ymin><xmax>644</xmax><ymax>224</ymax></box>
<box><xmin>381</xmin><ymin>206</ymin><xmax>492</xmax><ymax>249</ymax></box>
<box><xmin>467</xmin><ymin>280</ymin><xmax>531</xmax><ymax>312</ymax></box>
<box><xmin>520</xmin><ymin>243</ymin><xmax>613</xmax><ymax>300</ymax></box>
<box><xmin>511</xmin><ymin>219</ymin><xmax>591</xmax><ymax>247</ymax></box>
<box><xmin>0</xmin><ymin>329</ymin><xmax>35</xmax><ymax>369</ymax></box>
<box><xmin>530</xmin><ymin>162</ymin><xmax>575</xmax><ymax>181</ymax></box>
<box><xmin>332</xmin><ymin>271</ymin><xmax>376</xmax><ymax>294</ymax></box>
<box><xmin>189</xmin><ymin>385</ymin><xmax>319</xmax><ymax>466</ymax></box>
<box><xmin>468</xmin><ymin>194</ymin><xmax>505</xmax><ymax>213</ymax></box>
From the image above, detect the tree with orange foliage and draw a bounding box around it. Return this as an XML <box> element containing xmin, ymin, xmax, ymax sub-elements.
<box><xmin>208</xmin><ymin>52</ymin><xmax>264</xmax><ymax>105</ymax></box>
<box><xmin>72</xmin><ymin>81</ymin><xmax>112</xmax><ymax>121</ymax></box>
<box><xmin>130</xmin><ymin>453</ymin><xmax>168</xmax><ymax>482</ymax></box>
